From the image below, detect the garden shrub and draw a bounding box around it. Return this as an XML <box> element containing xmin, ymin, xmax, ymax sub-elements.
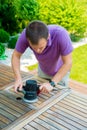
<box><xmin>38</xmin><ymin>0</ymin><xmax>87</xmax><ymax>41</ymax></box>
<box><xmin>0</xmin><ymin>42</ymin><xmax>5</xmax><ymax>57</ymax></box>
<box><xmin>0</xmin><ymin>0</ymin><xmax>19</xmax><ymax>35</ymax></box>
<box><xmin>8</xmin><ymin>34</ymin><xmax>19</xmax><ymax>49</ymax></box>
<box><xmin>0</xmin><ymin>29</ymin><xmax>10</xmax><ymax>43</ymax></box>
<box><xmin>14</xmin><ymin>0</ymin><xmax>39</xmax><ymax>30</ymax></box>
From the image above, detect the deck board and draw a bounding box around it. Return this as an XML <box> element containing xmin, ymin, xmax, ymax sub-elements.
<box><xmin>0</xmin><ymin>73</ymin><xmax>70</xmax><ymax>130</ymax></box>
<box><xmin>0</xmin><ymin>64</ymin><xmax>87</xmax><ymax>130</ymax></box>
<box><xmin>0</xmin><ymin>64</ymin><xmax>32</xmax><ymax>90</ymax></box>
<box><xmin>23</xmin><ymin>91</ymin><xmax>87</xmax><ymax>130</ymax></box>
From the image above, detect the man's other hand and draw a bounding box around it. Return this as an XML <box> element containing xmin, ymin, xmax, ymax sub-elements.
<box><xmin>40</xmin><ymin>82</ymin><xmax>53</xmax><ymax>93</ymax></box>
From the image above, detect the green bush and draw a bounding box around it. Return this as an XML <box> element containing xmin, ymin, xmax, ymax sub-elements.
<box><xmin>8</xmin><ymin>34</ymin><xmax>19</xmax><ymax>49</ymax></box>
<box><xmin>70</xmin><ymin>33</ymin><xmax>81</xmax><ymax>42</ymax></box>
<box><xmin>0</xmin><ymin>29</ymin><xmax>10</xmax><ymax>43</ymax></box>
<box><xmin>0</xmin><ymin>42</ymin><xmax>5</xmax><ymax>57</ymax></box>
<box><xmin>14</xmin><ymin>0</ymin><xmax>39</xmax><ymax>30</ymax></box>
<box><xmin>37</xmin><ymin>0</ymin><xmax>87</xmax><ymax>41</ymax></box>
<box><xmin>0</xmin><ymin>0</ymin><xmax>20</xmax><ymax>35</ymax></box>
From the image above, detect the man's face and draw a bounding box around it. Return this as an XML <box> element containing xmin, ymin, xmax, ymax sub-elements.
<box><xmin>29</xmin><ymin>38</ymin><xmax>47</xmax><ymax>54</ymax></box>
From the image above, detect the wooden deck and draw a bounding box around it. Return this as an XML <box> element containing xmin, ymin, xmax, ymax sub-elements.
<box><xmin>0</xmin><ymin>64</ymin><xmax>87</xmax><ymax>130</ymax></box>
<box><xmin>0</xmin><ymin>64</ymin><xmax>33</xmax><ymax>90</ymax></box>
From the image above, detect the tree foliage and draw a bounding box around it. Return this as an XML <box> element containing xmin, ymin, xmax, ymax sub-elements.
<box><xmin>14</xmin><ymin>0</ymin><xmax>39</xmax><ymax>29</ymax></box>
<box><xmin>0</xmin><ymin>0</ymin><xmax>19</xmax><ymax>34</ymax></box>
<box><xmin>0</xmin><ymin>0</ymin><xmax>87</xmax><ymax>41</ymax></box>
<box><xmin>0</xmin><ymin>29</ymin><xmax>10</xmax><ymax>43</ymax></box>
<box><xmin>37</xmin><ymin>0</ymin><xmax>87</xmax><ymax>41</ymax></box>
<box><xmin>0</xmin><ymin>0</ymin><xmax>39</xmax><ymax>34</ymax></box>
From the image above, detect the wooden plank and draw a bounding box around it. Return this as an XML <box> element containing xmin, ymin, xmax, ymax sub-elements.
<box><xmin>39</xmin><ymin>114</ymin><xmax>68</xmax><ymax>130</ymax></box>
<box><xmin>0</xmin><ymin>92</ymin><xmax>31</xmax><ymax>111</ymax></box>
<box><xmin>61</xmin><ymin>99</ymin><xmax>87</xmax><ymax>113</ymax></box>
<box><xmin>0</xmin><ymin>109</ymin><xmax>16</xmax><ymax>121</ymax></box>
<box><xmin>24</xmin><ymin>124</ymin><xmax>36</xmax><ymax>130</ymax></box>
<box><xmin>0</xmin><ymin>121</ymin><xmax>7</xmax><ymax>129</ymax></box>
<box><xmin>0</xmin><ymin>103</ymin><xmax>21</xmax><ymax>117</ymax></box>
<box><xmin>19</xmin><ymin>128</ymin><xmax>27</xmax><ymax>130</ymax></box>
<box><xmin>50</xmin><ymin>107</ymin><xmax>87</xmax><ymax>127</ymax></box>
<box><xmin>42</xmin><ymin>112</ymin><xmax>79</xmax><ymax>130</ymax></box>
<box><xmin>0</xmin><ymin>64</ymin><xmax>32</xmax><ymax>90</ymax></box>
<box><xmin>2</xmin><ymin>89</ymin><xmax>70</xmax><ymax>130</ymax></box>
<box><xmin>57</xmin><ymin>102</ymin><xmax>87</xmax><ymax>118</ymax></box>
<box><xmin>0</xmin><ymin>94</ymin><xmax>29</xmax><ymax>113</ymax></box>
<box><xmin>26</xmin><ymin>92</ymin><xmax>87</xmax><ymax>130</ymax></box>
<box><xmin>54</xmin><ymin>103</ymin><xmax>87</xmax><ymax>122</ymax></box>
<box><xmin>0</xmin><ymin>99</ymin><xmax>26</xmax><ymax>116</ymax></box>
<box><xmin>29</xmin><ymin>121</ymin><xmax>47</xmax><ymax>130</ymax></box>
<box><xmin>69</xmin><ymin>79</ymin><xmax>87</xmax><ymax>95</ymax></box>
<box><xmin>0</xmin><ymin>115</ymin><xmax>11</xmax><ymax>125</ymax></box>
<box><xmin>46</xmin><ymin>109</ymin><xmax>86</xmax><ymax>130</ymax></box>
<box><xmin>2</xmin><ymin>90</ymin><xmax>33</xmax><ymax>108</ymax></box>
<box><xmin>70</xmin><ymin>94</ymin><xmax>87</xmax><ymax>103</ymax></box>
<box><xmin>65</xmin><ymin>95</ymin><xmax>87</xmax><ymax>106</ymax></box>
<box><xmin>1</xmin><ymin>76</ymin><xmax>87</xmax><ymax>130</ymax></box>
<box><xmin>63</xmin><ymin>97</ymin><xmax>87</xmax><ymax>110</ymax></box>
<box><xmin>34</xmin><ymin>118</ymin><xmax>58</xmax><ymax>130</ymax></box>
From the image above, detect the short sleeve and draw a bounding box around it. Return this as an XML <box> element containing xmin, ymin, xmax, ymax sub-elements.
<box><xmin>15</xmin><ymin>29</ymin><xmax>29</xmax><ymax>53</ymax></box>
<box><xmin>58</xmin><ymin>28</ymin><xmax>73</xmax><ymax>56</ymax></box>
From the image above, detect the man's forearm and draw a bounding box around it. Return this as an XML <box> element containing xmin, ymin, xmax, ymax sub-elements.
<box><xmin>52</xmin><ymin>53</ymin><xmax>72</xmax><ymax>84</ymax></box>
<box><xmin>11</xmin><ymin>52</ymin><xmax>21</xmax><ymax>80</ymax></box>
<box><xmin>52</xmin><ymin>62</ymin><xmax>72</xmax><ymax>84</ymax></box>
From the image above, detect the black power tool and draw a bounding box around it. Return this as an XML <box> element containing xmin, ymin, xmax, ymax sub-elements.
<box><xmin>17</xmin><ymin>80</ymin><xmax>40</xmax><ymax>103</ymax></box>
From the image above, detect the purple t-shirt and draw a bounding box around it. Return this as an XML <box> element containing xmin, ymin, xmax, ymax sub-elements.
<box><xmin>15</xmin><ymin>25</ymin><xmax>73</xmax><ymax>76</ymax></box>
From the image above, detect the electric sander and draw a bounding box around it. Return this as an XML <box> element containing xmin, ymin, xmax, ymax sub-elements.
<box><xmin>17</xmin><ymin>80</ymin><xmax>40</xmax><ymax>103</ymax></box>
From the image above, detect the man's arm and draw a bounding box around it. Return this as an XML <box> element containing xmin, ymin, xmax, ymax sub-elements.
<box><xmin>52</xmin><ymin>52</ymin><xmax>72</xmax><ymax>84</ymax></box>
<box><xmin>11</xmin><ymin>49</ymin><xmax>23</xmax><ymax>92</ymax></box>
<box><xmin>40</xmin><ymin>52</ymin><xmax>72</xmax><ymax>93</ymax></box>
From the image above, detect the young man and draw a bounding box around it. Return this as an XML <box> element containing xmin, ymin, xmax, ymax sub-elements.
<box><xmin>12</xmin><ymin>20</ymin><xmax>73</xmax><ymax>93</ymax></box>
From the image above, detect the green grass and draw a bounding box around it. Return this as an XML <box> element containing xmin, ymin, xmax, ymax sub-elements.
<box><xmin>27</xmin><ymin>63</ymin><xmax>38</xmax><ymax>70</ymax></box>
<box><xmin>28</xmin><ymin>44</ymin><xmax>87</xmax><ymax>84</ymax></box>
<box><xmin>70</xmin><ymin>44</ymin><xmax>87</xmax><ymax>84</ymax></box>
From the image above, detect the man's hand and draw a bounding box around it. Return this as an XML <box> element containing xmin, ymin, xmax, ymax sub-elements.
<box><xmin>14</xmin><ymin>79</ymin><xmax>23</xmax><ymax>93</ymax></box>
<box><xmin>40</xmin><ymin>82</ymin><xmax>53</xmax><ymax>93</ymax></box>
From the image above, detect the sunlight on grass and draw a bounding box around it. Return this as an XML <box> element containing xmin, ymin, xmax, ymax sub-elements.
<box><xmin>70</xmin><ymin>44</ymin><xmax>87</xmax><ymax>84</ymax></box>
<box><xmin>27</xmin><ymin>63</ymin><xmax>38</xmax><ymax>70</ymax></box>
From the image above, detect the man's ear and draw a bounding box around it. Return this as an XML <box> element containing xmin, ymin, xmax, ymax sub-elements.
<box><xmin>47</xmin><ymin>34</ymin><xmax>50</xmax><ymax>40</ymax></box>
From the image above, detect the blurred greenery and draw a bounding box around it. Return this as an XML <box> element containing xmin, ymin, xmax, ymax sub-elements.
<box><xmin>8</xmin><ymin>34</ymin><xmax>19</xmax><ymax>49</ymax></box>
<box><xmin>0</xmin><ymin>42</ymin><xmax>5</xmax><ymax>56</ymax></box>
<box><xmin>0</xmin><ymin>0</ymin><xmax>87</xmax><ymax>42</ymax></box>
<box><xmin>0</xmin><ymin>29</ymin><xmax>10</xmax><ymax>43</ymax></box>
<box><xmin>70</xmin><ymin>44</ymin><xmax>87</xmax><ymax>84</ymax></box>
<box><xmin>37</xmin><ymin>0</ymin><xmax>87</xmax><ymax>41</ymax></box>
<box><xmin>14</xmin><ymin>0</ymin><xmax>39</xmax><ymax>31</ymax></box>
<box><xmin>0</xmin><ymin>0</ymin><xmax>39</xmax><ymax>35</ymax></box>
<box><xmin>27</xmin><ymin>64</ymin><xmax>38</xmax><ymax>71</ymax></box>
<box><xmin>0</xmin><ymin>0</ymin><xmax>19</xmax><ymax>34</ymax></box>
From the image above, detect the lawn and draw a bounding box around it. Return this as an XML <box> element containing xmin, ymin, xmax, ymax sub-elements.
<box><xmin>28</xmin><ymin>44</ymin><xmax>87</xmax><ymax>84</ymax></box>
<box><xmin>70</xmin><ymin>44</ymin><xmax>87</xmax><ymax>84</ymax></box>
